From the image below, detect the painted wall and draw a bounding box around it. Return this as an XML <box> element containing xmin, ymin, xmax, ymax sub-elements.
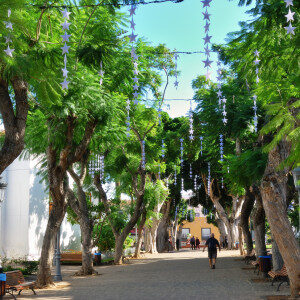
<box><xmin>0</xmin><ymin>155</ymin><xmax>81</xmax><ymax>261</ymax></box>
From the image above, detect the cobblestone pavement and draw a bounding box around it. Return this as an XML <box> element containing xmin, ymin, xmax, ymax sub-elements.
<box><xmin>13</xmin><ymin>250</ymin><xmax>289</xmax><ymax>300</ymax></box>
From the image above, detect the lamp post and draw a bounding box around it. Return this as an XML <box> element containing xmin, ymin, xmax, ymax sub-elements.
<box><xmin>49</xmin><ymin>202</ymin><xmax>62</xmax><ymax>282</ymax></box>
<box><xmin>292</xmin><ymin>167</ymin><xmax>300</xmax><ymax>235</ymax></box>
<box><xmin>53</xmin><ymin>227</ymin><xmax>62</xmax><ymax>281</ymax></box>
<box><xmin>0</xmin><ymin>178</ymin><xmax>7</xmax><ymax>298</ymax></box>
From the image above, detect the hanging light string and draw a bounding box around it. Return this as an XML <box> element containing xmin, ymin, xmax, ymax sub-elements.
<box><xmin>189</xmin><ymin>163</ymin><xmax>193</xmax><ymax>179</ymax></box>
<box><xmin>194</xmin><ymin>175</ymin><xmax>198</xmax><ymax>191</ymax></box>
<box><xmin>284</xmin><ymin>0</ymin><xmax>296</xmax><ymax>36</ymax></box>
<box><xmin>60</xmin><ymin>8</ymin><xmax>72</xmax><ymax>90</ymax></box>
<box><xmin>174</xmin><ymin>53</ymin><xmax>179</xmax><ymax>88</ymax></box>
<box><xmin>216</xmin><ymin>60</ymin><xmax>223</xmax><ymax>106</ymax></box>
<box><xmin>200</xmin><ymin>136</ymin><xmax>203</xmax><ymax>156</ymax></box>
<box><xmin>4</xmin><ymin>9</ymin><xmax>15</xmax><ymax>57</ymax></box>
<box><xmin>189</xmin><ymin>100</ymin><xmax>194</xmax><ymax>141</ymax></box>
<box><xmin>202</xmin><ymin>0</ymin><xmax>213</xmax><ymax>81</ymax></box>
<box><xmin>99</xmin><ymin>61</ymin><xmax>104</xmax><ymax>86</ymax></box>
<box><xmin>100</xmin><ymin>155</ymin><xmax>105</xmax><ymax>182</ymax></box>
<box><xmin>207</xmin><ymin>162</ymin><xmax>211</xmax><ymax>195</ymax></box>
<box><xmin>174</xmin><ymin>165</ymin><xmax>177</xmax><ymax>185</ymax></box>
<box><xmin>141</xmin><ymin>140</ymin><xmax>146</xmax><ymax>169</ymax></box>
<box><xmin>253</xmin><ymin>50</ymin><xmax>260</xmax><ymax>133</ymax></box>
<box><xmin>129</xmin><ymin>5</ymin><xmax>140</xmax><ymax>106</ymax></box>
<box><xmin>219</xmin><ymin>133</ymin><xmax>224</xmax><ymax>188</ymax></box>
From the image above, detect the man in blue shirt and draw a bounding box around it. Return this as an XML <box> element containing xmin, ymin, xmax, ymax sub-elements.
<box><xmin>203</xmin><ymin>233</ymin><xmax>221</xmax><ymax>269</ymax></box>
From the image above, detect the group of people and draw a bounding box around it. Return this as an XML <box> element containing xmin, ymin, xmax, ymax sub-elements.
<box><xmin>189</xmin><ymin>236</ymin><xmax>201</xmax><ymax>250</ymax></box>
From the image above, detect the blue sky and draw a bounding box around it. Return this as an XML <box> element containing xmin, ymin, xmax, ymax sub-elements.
<box><xmin>124</xmin><ymin>0</ymin><xmax>252</xmax><ymax>117</ymax></box>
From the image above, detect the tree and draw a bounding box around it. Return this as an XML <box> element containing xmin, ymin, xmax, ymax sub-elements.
<box><xmin>0</xmin><ymin>0</ymin><xmax>63</xmax><ymax>176</ymax></box>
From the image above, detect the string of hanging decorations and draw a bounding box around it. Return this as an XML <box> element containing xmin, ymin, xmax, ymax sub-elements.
<box><xmin>201</xmin><ymin>0</ymin><xmax>213</xmax><ymax>81</ymax></box>
<box><xmin>284</xmin><ymin>0</ymin><xmax>296</xmax><ymax>36</ymax></box>
<box><xmin>174</xmin><ymin>53</ymin><xmax>179</xmax><ymax>88</ymax></box>
<box><xmin>4</xmin><ymin>9</ymin><xmax>14</xmax><ymax>57</ymax></box>
<box><xmin>30</xmin><ymin>0</ymin><xmax>185</xmax><ymax>9</ymax></box>
<box><xmin>253</xmin><ymin>50</ymin><xmax>260</xmax><ymax>133</ymax></box>
<box><xmin>60</xmin><ymin>9</ymin><xmax>71</xmax><ymax>90</ymax></box>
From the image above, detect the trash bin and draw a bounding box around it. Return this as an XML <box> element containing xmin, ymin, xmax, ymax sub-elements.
<box><xmin>258</xmin><ymin>255</ymin><xmax>272</xmax><ymax>276</ymax></box>
<box><xmin>94</xmin><ymin>253</ymin><xmax>101</xmax><ymax>266</ymax></box>
<box><xmin>0</xmin><ymin>270</ymin><xmax>6</xmax><ymax>297</ymax></box>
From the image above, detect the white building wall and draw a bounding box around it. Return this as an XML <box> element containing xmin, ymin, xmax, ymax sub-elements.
<box><xmin>0</xmin><ymin>155</ymin><xmax>81</xmax><ymax>261</ymax></box>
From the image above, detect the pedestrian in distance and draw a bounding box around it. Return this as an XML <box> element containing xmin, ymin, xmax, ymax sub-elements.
<box><xmin>203</xmin><ymin>233</ymin><xmax>221</xmax><ymax>269</ymax></box>
<box><xmin>196</xmin><ymin>237</ymin><xmax>200</xmax><ymax>249</ymax></box>
<box><xmin>190</xmin><ymin>236</ymin><xmax>196</xmax><ymax>250</ymax></box>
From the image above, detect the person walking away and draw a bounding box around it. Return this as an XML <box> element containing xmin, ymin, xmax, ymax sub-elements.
<box><xmin>196</xmin><ymin>237</ymin><xmax>200</xmax><ymax>249</ymax></box>
<box><xmin>190</xmin><ymin>236</ymin><xmax>196</xmax><ymax>250</ymax></box>
<box><xmin>176</xmin><ymin>238</ymin><xmax>180</xmax><ymax>251</ymax></box>
<box><xmin>203</xmin><ymin>233</ymin><xmax>221</xmax><ymax>269</ymax></box>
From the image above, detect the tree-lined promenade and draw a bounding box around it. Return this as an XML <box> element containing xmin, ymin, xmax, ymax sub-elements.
<box><xmin>0</xmin><ymin>0</ymin><xmax>299</xmax><ymax>298</ymax></box>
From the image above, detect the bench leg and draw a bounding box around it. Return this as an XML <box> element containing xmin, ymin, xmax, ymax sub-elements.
<box><xmin>31</xmin><ymin>287</ymin><xmax>37</xmax><ymax>295</ymax></box>
<box><xmin>277</xmin><ymin>281</ymin><xmax>285</xmax><ymax>291</ymax></box>
<box><xmin>271</xmin><ymin>277</ymin><xmax>276</xmax><ymax>286</ymax></box>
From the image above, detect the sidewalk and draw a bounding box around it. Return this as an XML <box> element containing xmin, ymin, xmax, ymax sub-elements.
<box><xmin>11</xmin><ymin>250</ymin><xmax>290</xmax><ymax>300</ymax></box>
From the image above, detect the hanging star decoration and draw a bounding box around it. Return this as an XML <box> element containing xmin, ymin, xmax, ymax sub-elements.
<box><xmin>189</xmin><ymin>100</ymin><xmax>194</xmax><ymax>140</ymax></box>
<box><xmin>219</xmin><ymin>134</ymin><xmax>224</xmax><ymax>162</ymax></box>
<box><xmin>202</xmin><ymin>2</ymin><xmax>213</xmax><ymax>81</ymax></box>
<box><xmin>141</xmin><ymin>140</ymin><xmax>146</xmax><ymax>169</ymax></box>
<box><xmin>180</xmin><ymin>138</ymin><xmax>184</xmax><ymax>171</ymax></box>
<box><xmin>60</xmin><ymin>8</ymin><xmax>71</xmax><ymax>90</ymax></box>
<box><xmin>128</xmin><ymin>5</ymin><xmax>140</xmax><ymax>108</ymax></box>
<box><xmin>252</xmin><ymin>50</ymin><xmax>260</xmax><ymax>132</ymax></box>
<box><xmin>207</xmin><ymin>162</ymin><xmax>211</xmax><ymax>195</ymax></box>
<box><xmin>4</xmin><ymin>9</ymin><xmax>15</xmax><ymax>57</ymax></box>
<box><xmin>200</xmin><ymin>136</ymin><xmax>204</xmax><ymax>156</ymax></box>
<box><xmin>174</xmin><ymin>53</ymin><xmax>179</xmax><ymax>88</ymax></box>
<box><xmin>99</xmin><ymin>61</ymin><xmax>104</xmax><ymax>86</ymax></box>
<box><xmin>174</xmin><ymin>166</ymin><xmax>177</xmax><ymax>186</ymax></box>
<box><xmin>283</xmin><ymin>0</ymin><xmax>296</xmax><ymax>36</ymax></box>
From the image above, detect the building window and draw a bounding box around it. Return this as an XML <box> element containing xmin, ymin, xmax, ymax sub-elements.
<box><xmin>201</xmin><ymin>228</ymin><xmax>211</xmax><ymax>241</ymax></box>
<box><xmin>182</xmin><ymin>228</ymin><xmax>190</xmax><ymax>240</ymax></box>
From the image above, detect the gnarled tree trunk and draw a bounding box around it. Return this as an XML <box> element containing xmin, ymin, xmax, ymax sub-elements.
<box><xmin>0</xmin><ymin>78</ymin><xmax>29</xmax><ymax>175</ymax></box>
<box><xmin>260</xmin><ymin>141</ymin><xmax>300</xmax><ymax>297</ymax></box>
<box><xmin>240</xmin><ymin>187</ymin><xmax>255</xmax><ymax>255</ymax></box>
<box><xmin>134</xmin><ymin>209</ymin><xmax>147</xmax><ymax>258</ymax></box>
<box><xmin>157</xmin><ymin>199</ymin><xmax>171</xmax><ymax>253</ymax></box>
<box><xmin>251</xmin><ymin>186</ymin><xmax>267</xmax><ymax>257</ymax></box>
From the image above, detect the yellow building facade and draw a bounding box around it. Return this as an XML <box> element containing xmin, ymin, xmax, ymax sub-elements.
<box><xmin>178</xmin><ymin>206</ymin><xmax>220</xmax><ymax>248</ymax></box>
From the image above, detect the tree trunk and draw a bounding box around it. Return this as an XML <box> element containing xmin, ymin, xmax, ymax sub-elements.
<box><xmin>272</xmin><ymin>238</ymin><xmax>284</xmax><ymax>272</ymax></box>
<box><xmin>238</xmin><ymin>225</ymin><xmax>245</xmax><ymax>255</ymax></box>
<box><xmin>77</xmin><ymin>215</ymin><xmax>95</xmax><ymax>275</ymax></box>
<box><xmin>216</xmin><ymin>216</ymin><xmax>227</xmax><ymax>246</ymax></box>
<box><xmin>252</xmin><ymin>186</ymin><xmax>267</xmax><ymax>257</ymax></box>
<box><xmin>0</xmin><ymin>78</ymin><xmax>29</xmax><ymax>175</ymax></box>
<box><xmin>114</xmin><ymin>235</ymin><xmax>125</xmax><ymax>265</ymax></box>
<box><xmin>260</xmin><ymin>141</ymin><xmax>300</xmax><ymax>297</ymax></box>
<box><xmin>240</xmin><ymin>187</ymin><xmax>255</xmax><ymax>255</ymax></box>
<box><xmin>67</xmin><ymin>166</ymin><xmax>97</xmax><ymax>276</ymax></box>
<box><xmin>134</xmin><ymin>209</ymin><xmax>147</xmax><ymax>258</ymax></box>
<box><xmin>36</xmin><ymin>203</ymin><xmax>67</xmax><ymax>287</ymax></box>
<box><xmin>157</xmin><ymin>200</ymin><xmax>171</xmax><ymax>253</ymax></box>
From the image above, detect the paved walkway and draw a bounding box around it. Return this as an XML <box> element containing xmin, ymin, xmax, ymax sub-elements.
<box><xmin>13</xmin><ymin>250</ymin><xmax>289</xmax><ymax>300</ymax></box>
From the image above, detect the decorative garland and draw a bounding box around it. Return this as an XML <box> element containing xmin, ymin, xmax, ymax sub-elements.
<box><xmin>189</xmin><ymin>100</ymin><xmax>194</xmax><ymax>140</ymax></box>
<box><xmin>99</xmin><ymin>61</ymin><xmax>104</xmax><ymax>86</ymax></box>
<box><xmin>284</xmin><ymin>0</ymin><xmax>296</xmax><ymax>36</ymax></box>
<box><xmin>4</xmin><ymin>9</ymin><xmax>14</xmax><ymax>57</ymax></box>
<box><xmin>141</xmin><ymin>140</ymin><xmax>146</xmax><ymax>169</ymax></box>
<box><xmin>253</xmin><ymin>50</ymin><xmax>260</xmax><ymax>132</ymax></box>
<box><xmin>60</xmin><ymin>9</ymin><xmax>71</xmax><ymax>90</ymax></box>
<box><xmin>207</xmin><ymin>162</ymin><xmax>211</xmax><ymax>195</ymax></box>
<box><xmin>174</xmin><ymin>166</ymin><xmax>177</xmax><ymax>185</ymax></box>
<box><xmin>202</xmin><ymin>0</ymin><xmax>213</xmax><ymax>80</ymax></box>
<box><xmin>180</xmin><ymin>138</ymin><xmax>184</xmax><ymax>171</ymax></box>
<box><xmin>174</xmin><ymin>53</ymin><xmax>179</xmax><ymax>88</ymax></box>
<box><xmin>200</xmin><ymin>136</ymin><xmax>203</xmax><ymax>156</ymax></box>
<box><xmin>129</xmin><ymin>4</ymin><xmax>140</xmax><ymax>106</ymax></box>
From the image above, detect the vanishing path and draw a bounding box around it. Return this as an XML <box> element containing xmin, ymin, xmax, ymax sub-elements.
<box><xmin>15</xmin><ymin>250</ymin><xmax>289</xmax><ymax>300</ymax></box>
